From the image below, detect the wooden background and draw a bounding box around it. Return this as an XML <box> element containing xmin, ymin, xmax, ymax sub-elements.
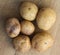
<box><xmin>0</xmin><ymin>0</ymin><xmax>60</xmax><ymax>55</ymax></box>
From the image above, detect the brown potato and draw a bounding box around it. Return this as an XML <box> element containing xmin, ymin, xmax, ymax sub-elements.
<box><xmin>13</xmin><ymin>35</ymin><xmax>31</xmax><ymax>52</ymax></box>
<box><xmin>6</xmin><ymin>18</ymin><xmax>21</xmax><ymax>38</ymax></box>
<box><xmin>21</xmin><ymin>20</ymin><xmax>35</xmax><ymax>35</ymax></box>
<box><xmin>20</xmin><ymin>2</ymin><xmax>38</xmax><ymax>21</ymax></box>
<box><xmin>36</xmin><ymin>8</ymin><xmax>56</xmax><ymax>30</ymax></box>
<box><xmin>32</xmin><ymin>31</ymin><xmax>54</xmax><ymax>52</ymax></box>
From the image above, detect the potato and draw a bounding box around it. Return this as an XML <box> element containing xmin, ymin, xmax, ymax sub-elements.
<box><xmin>32</xmin><ymin>31</ymin><xmax>54</xmax><ymax>52</ymax></box>
<box><xmin>20</xmin><ymin>2</ymin><xmax>38</xmax><ymax>21</ymax></box>
<box><xmin>6</xmin><ymin>18</ymin><xmax>21</xmax><ymax>38</ymax></box>
<box><xmin>36</xmin><ymin>8</ymin><xmax>56</xmax><ymax>30</ymax></box>
<box><xmin>21</xmin><ymin>20</ymin><xmax>35</xmax><ymax>35</ymax></box>
<box><xmin>13</xmin><ymin>35</ymin><xmax>31</xmax><ymax>52</ymax></box>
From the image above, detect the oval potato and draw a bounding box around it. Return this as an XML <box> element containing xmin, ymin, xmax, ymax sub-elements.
<box><xmin>36</xmin><ymin>8</ymin><xmax>56</xmax><ymax>30</ymax></box>
<box><xmin>32</xmin><ymin>31</ymin><xmax>54</xmax><ymax>52</ymax></box>
<box><xmin>21</xmin><ymin>20</ymin><xmax>35</xmax><ymax>35</ymax></box>
<box><xmin>13</xmin><ymin>35</ymin><xmax>31</xmax><ymax>52</ymax></box>
<box><xmin>6</xmin><ymin>18</ymin><xmax>21</xmax><ymax>38</ymax></box>
<box><xmin>20</xmin><ymin>2</ymin><xmax>38</xmax><ymax>21</ymax></box>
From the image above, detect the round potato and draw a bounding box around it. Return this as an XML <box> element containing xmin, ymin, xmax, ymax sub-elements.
<box><xmin>13</xmin><ymin>35</ymin><xmax>31</xmax><ymax>52</ymax></box>
<box><xmin>21</xmin><ymin>20</ymin><xmax>35</xmax><ymax>35</ymax></box>
<box><xmin>6</xmin><ymin>18</ymin><xmax>21</xmax><ymax>38</ymax></box>
<box><xmin>36</xmin><ymin>8</ymin><xmax>56</xmax><ymax>30</ymax></box>
<box><xmin>20</xmin><ymin>2</ymin><xmax>38</xmax><ymax>21</ymax></box>
<box><xmin>32</xmin><ymin>31</ymin><xmax>54</xmax><ymax>52</ymax></box>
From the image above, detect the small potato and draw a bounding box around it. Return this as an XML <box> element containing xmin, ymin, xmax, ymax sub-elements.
<box><xmin>13</xmin><ymin>35</ymin><xmax>31</xmax><ymax>52</ymax></box>
<box><xmin>36</xmin><ymin>8</ymin><xmax>56</xmax><ymax>30</ymax></box>
<box><xmin>21</xmin><ymin>20</ymin><xmax>35</xmax><ymax>35</ymax></box>
<box><xmin>32</xmin><ymin>31</ymin><xmax>54</xmax><ymax>52</ymax></box>
<box><xmin>6</xmin><ymin>18</ymin><xmax>21</xmax><ymax>38</ymax></box>
<box><xmin>20</xmin><ymin>2</ymin><xmax>38</xmax><ymax>21</ymax></box>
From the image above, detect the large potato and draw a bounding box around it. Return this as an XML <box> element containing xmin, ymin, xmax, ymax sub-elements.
<box><xmin>6</xmin><ymin>18</ymin><xmax>21</xmax><ymax>38</ymax></box>
<box><xmin>21</xmin><ymin>20</ymin><xmax>35</xmax><ymax>35</ymax></box>
<box><xmin>13</xmin><ymin>35</ymin><xmax>31</xmax><ymax>52</ymax></box>
<box><xmin>20</xmin><ymin>2</ymin><xmax>38</xmax><ymax>21</ymax></box>
<box><xmin>32</xmin><ymin>31</ymin><xmax>54</xmax><ymax>52</ymax></box>
<box><xmin>36</xmin><ymin>8</ymin><xmax>56</xmax><ymax>30</ymax></box>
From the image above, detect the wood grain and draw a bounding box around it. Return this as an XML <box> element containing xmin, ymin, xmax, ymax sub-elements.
<box><xmin>0</xmin><ymin>0</ymin><xmax>60</xmax><ymax>55</ymax></box>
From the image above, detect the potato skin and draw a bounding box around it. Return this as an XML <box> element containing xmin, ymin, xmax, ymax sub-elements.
<box><xmin>21</xmin><ymin>20</ymin><xmax>35</xmax><ymax>35</ymax></box>
<box><xmin>6</xmin><ymin>18</ymin><xmax>21</xmax><ymax>38</ymax></box>
<box><xmin>32</xmin><ymin>31</ymin><xmax>54</xmax><ymax>52</ymax></box>
<box><xmin>13</xmin><ymin>35</ymin><xmax>31</xmax><ymax>52</ymax></box>
<box><xmin>20</xmin><ymin>2</ymin><xmax>38</xmax><ymax>21</ymax></box>
<box><xmin>36</xmin><ymin>8</ymin><xmax>56</xmax><ymax>30</ymax></box>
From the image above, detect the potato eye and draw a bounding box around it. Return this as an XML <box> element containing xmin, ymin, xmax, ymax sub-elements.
<box><xmin>45</xmin><ymin>42</ymin><xmax>47</xmax><ymax>44</ymax></box>
<box><xmin>28</xmin><ymin>8</ymin><xmax>31</xmax><ymax>10</ymax></box>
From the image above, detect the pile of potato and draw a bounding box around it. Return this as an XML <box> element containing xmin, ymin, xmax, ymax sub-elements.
<box><xmin>6</xmin><ymin>2</ymin><xmax>56</xmax><ymax>53</ymax></box>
